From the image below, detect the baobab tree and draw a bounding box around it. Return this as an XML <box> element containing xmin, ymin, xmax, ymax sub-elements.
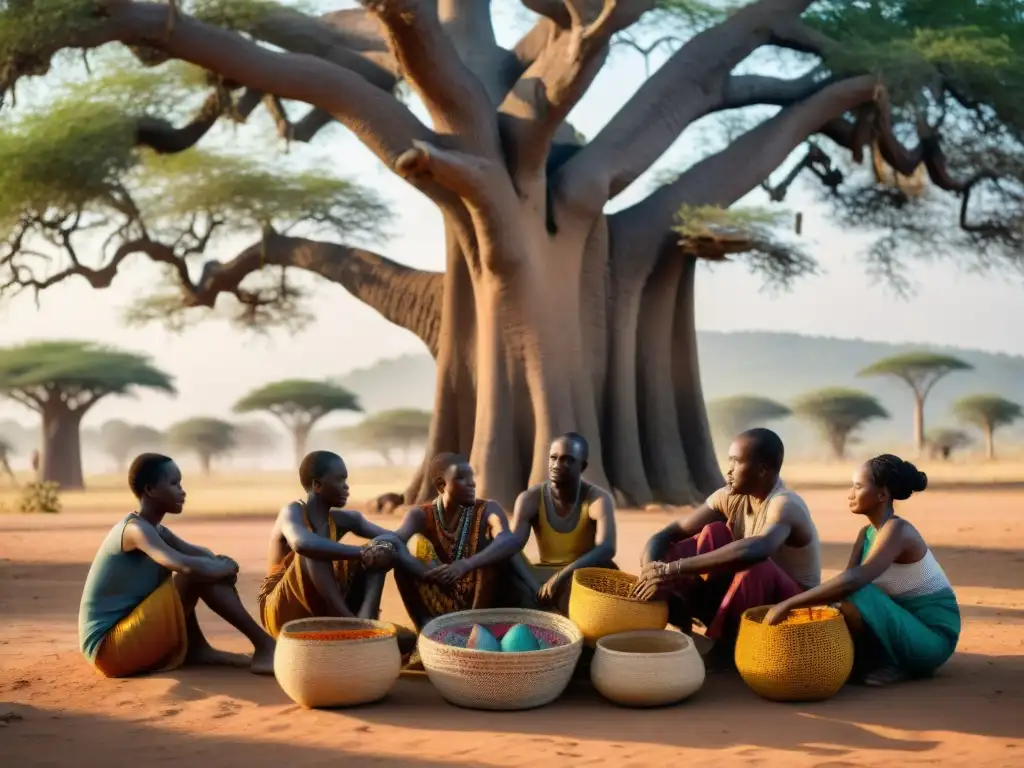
<box><xmin>234</xmin><ymin>379</ymin><xmax>363</xmax><ymax>462</ymax></box>
<box><xmin>859</xmin><ymin>352</ymin><xmax>974</xmax><ymax>457</ymax></box>
<box><xmin>0</xmin><ymin>341</ymin><xmax>174</xmax><ymax>488</ymax></box>
<box><xmin>791</xmin><ymin>387</ymin><xmax>889</xmax><ymax>460</ymax></box>
<box><xmin>952</xmin><ymin>394</ymin><xmax>1023</xmax><ymax>461</ymax></box>
<box><xmin>1</xmin><ymin>1</ymin><xmax>1021</xmax><ymax>508</ymax></box>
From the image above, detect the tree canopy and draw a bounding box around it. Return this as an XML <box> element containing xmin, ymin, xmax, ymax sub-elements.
<box><xmin>926</xmin><ymin>426</ymin><xmax>973</xmax><ymax>459</ymax></box>
<box><xmin>334</xmin><ymin>407</ymin><xmax>431</xmax><ymax>463</ymax></box>
<box><xmin>791</xmin><ymin>386</ymin><xmax>890</xmax><ymax>459</ymax></box>
<box><xmin>166</xmin><ymin>416</ymin><xmax>237</xmax><ymax>474</ymax></box>
<box><xmin>952</xmin><ymin>393</ymin><xmax>1023</xmax><ymax>458</ymax></box>
<box><xmin>706</xmin><ymin>395</ymin><xmax>792</xmax><ymax>441</ymax></box>
<box><xmin>97</xmin><ymin>419</ymin><xmax>164</xmax><ymax>471</ymax></box>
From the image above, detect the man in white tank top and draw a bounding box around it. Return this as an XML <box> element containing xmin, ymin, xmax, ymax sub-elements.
<box><xmin>634</xmin><ymin>428</ymin><xmax>821</xmax><ymax>652</ymax></box>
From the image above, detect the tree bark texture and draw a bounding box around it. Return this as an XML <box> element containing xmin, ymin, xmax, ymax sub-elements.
<box><xmin>40</xmin><ymin>403</ymin><xmax>85</xmax><ymax>490</ymax></box>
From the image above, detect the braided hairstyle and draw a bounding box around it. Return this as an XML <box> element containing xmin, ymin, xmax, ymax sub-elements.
<box><xmin>866</xmin><ymin>454</ymin><xmax>928</xmax><ymax>501</ymax></box>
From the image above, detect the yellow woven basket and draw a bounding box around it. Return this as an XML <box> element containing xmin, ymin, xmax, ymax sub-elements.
<box><xmin>568</xmin><ymin>568</ymin><xmax>669</xmax><ymax>646</ymax></box>
<box><xmin>735</xmin><ymin>605</ymin><xmax>854</xmax><ymax>702</ymax></box>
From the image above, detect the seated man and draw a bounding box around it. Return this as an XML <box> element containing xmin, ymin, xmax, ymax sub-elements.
<box><xmin>632</xmin><ymin>428</ymin><xmax>821</xmax><ymax>653</ymax></box>
<box><xmin>392</xmin><ymin>452</ymin><xmax>521</xmax><ymax>631</ymax></box>
<box><xmin>509</xmin><ymin>432</ymin><xmax>617</xmax><ymax>613</ymax></box>
<box><xmin>259</xmin><ymin>451</ymin><xmax>402</xmax><ymax>639</ymax></box>
<box><xmin>79</xmin><ymin>453</ymin><xmax>276</xmax><ymax>677</ymax></box>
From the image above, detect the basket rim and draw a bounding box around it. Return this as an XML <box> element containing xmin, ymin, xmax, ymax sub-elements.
<box><xmin>279</xmin><ymin>616</ymin><xmax>398</xmax><ymax>643</ymax></box>
<box><xmin>418</xmin><ymin>607</ymin><xmax>583</xmax><ymax>657</ymax></box>
<box><xmin>594</xmin><ymin>629</ymin><xmax>694</xmax><ymax>656</ymax></box>
<box><xmin>570</xmin><ymin>567</ymin><xmax>667</xmax><ymax>608</ymax></box>
<box><xmin>740</xmin><ymin>604</ymin><xmax>843</xmax><ymax>625</ymax></box>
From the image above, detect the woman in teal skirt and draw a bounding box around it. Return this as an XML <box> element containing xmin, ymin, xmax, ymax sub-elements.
<box><xmin>765</xmin><ymin>454</ymin><xmax>960</xmax><ymax>686</ymax></box>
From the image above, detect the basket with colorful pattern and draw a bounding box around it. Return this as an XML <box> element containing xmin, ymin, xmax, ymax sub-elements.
<box><xmin>418</xmin><ymin>608</ymin><xmax>583</xmax><ymax>710</ymax></box>
<box><xmin>568</xmin><ymin>568</ymin><xmax>669</xmax><ymax>646</ymax></box>
<box><xmin>735</xmin><ymin>605</ymin><xmax>855</xmax><ymax>702</ymax></box>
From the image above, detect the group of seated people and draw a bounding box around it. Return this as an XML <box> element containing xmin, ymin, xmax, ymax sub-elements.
<box><xmin>78</xmin><ymin>427</ymin><xmax>961</xmax><ymax>690</ymax></box>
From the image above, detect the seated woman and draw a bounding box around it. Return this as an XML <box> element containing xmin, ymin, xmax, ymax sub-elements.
<box><xmin>765</xmin><ymin>454</ymin><xmax>961</xmax><ymax>686</ymax></box>
<box><xmin>509</xmin><ymin>433</ymin><xmax>617</xmax><ymax>614</ymax></box>
<box><xmin>78</xmin><ymin>454</ymin><xmax>276</xmax><ymax>678</ymax></box>
<box><xmin>392</xmin><ymin>453</ymin><xmax>521</xmax><ymax>631</ymax></box>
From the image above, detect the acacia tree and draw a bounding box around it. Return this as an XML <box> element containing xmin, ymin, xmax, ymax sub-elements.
<box><xmin>859</xmin><ymin>351</ymin><xmax>974</xmax><ymax>456</ymax></box>
<box><xmin>2</xmin><ymin>1</ymin><xmax>1021</xmax><ymax>508</ymax></box>
<box><xmin>167</xmin><ymin>416</ymin><xmax>236</xmax><ymax>474</ymax></box>
<box><xmin>0</xmin><ymin>342</ymin><xmax>174</xmax><ymax>488</ymax></box>
<box><xmin>706</xmin><ymin>395</ymin><xmax>791</xmax><ymax>444</ymax></box>
<box><xmin>97</xmin><ymin>418</ymin><xmax>164</xmax><ymax>471</ymax></box>
<box><xmin>926</xmin><ymin>427</ymin><xmax>972</xmax><ymax>460</ymax></box>
<box><xmin>336</xmin><ymin>407</ymin><xmax>432</xmax><ymax>463</ymax></box>
<box><xmin>234</xmin><ymin>379</ymin><xmax>362</xmax><ymax>461</ymax></box>
<box><xmin>791</xmin><ymin>387</ymin><xmax>889</xmax><ymax>460</ymax></box>
<box><xmin>952</xmin><ymin>394</ymin><xmax>1023</xmax><ymax>460</ymax></box>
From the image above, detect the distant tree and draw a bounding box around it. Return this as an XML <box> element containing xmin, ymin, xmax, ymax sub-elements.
<box><xmin>234</xmin><ymin>380</ymin><xmax>362</xmax><ymax>463</ymax></box>
<box><xmin>926</xmin><ymin>428</ymin><xmax>973</xmax><ymax>461</ymax></box>
<box><xmin>792</xmin><ymin>388</ymin><xmax>890</xmax><ymax>460</ymax></box>
<box><xmin>335</xmin><ymin>409</ymin><xmax>432</xmax><ymax>465</ymax></box>
<box><xmin>231</xmin><ymin>420</ymin><xmax>281</xmax><ymax>467</ymax></box>
<box><xmin>166</xmin><ymin>418</ymin><xmax>236</xmax><ymax>476</ymax></box>
<box><xmin>706</xmin><ymin>396</ymin><xmax>791</xmax><ymax>443</ymax></box>
<box><xmin>859</xmin><ymin>352</ymin><xmax>973</xmax><ymax>456</ymax></box>
<box><xmin>98</xmin><ymin>419</ymin><xmax>164</xmax><ymax>473</ymax></box>
<box><xmin>0</xmin><ymin>342</ymin><xmax>174</xmax><ymax>489</ymax></box>
<box><xmin>953</xmin><ymin>395</ymin><xmax>1023</xmax><ymax>460</ymax></box>
<box><xmin>0</xmin><ymin>435</ymin><xmax>15</xmax><ymax>484</ymax></box>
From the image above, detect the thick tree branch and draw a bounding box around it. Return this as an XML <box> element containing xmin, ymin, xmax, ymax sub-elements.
<box><xmin>134</xmin><ymin>87</ymin><xmax>228</xmax><ymax>153</ymax></box>
<box><xmin>561</xmin><ymin>0</ymin><xmax>816</xmax><ymax>206</ymax></box>
<box><xmin>615</xmin><ymin>75</ymin><xmax>879</xmax><ymax>242</ymax></box>
<box><xmin>500</xmin><ymin>0</ymin><xmax>653</xmax><ymax>186</ymax></box>
<box><xmin>437</xmin><ymin>0</ymin><xmax>516</xmax><ymax>105</ymax></box>
<box><xmin>361</xmin><ymin>0</ymin><xmax>500</xmax><ymax>154</ymax></box>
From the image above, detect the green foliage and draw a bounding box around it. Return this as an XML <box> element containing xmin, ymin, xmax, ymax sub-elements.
<box><xmin>189</xmin><ymin>0</ymin><xmax>309</xmax><ymax>32</ymax></box>
<box><xmin>953</xmin><ymin>394</ymin><xmax>1023</xmax><ymax>430</ymax></box>
<box><xmin>18</xmin><ymin>480</ymin><xmax>61</xmax><ymax>514</ymax></box>
<box><xmin>926</xmin><ymin>427</ymin><xmax>972</xmax><ymax>457</ymax></box>
<box><xmin>234</xmin><ymin>379</ymin><xmax>363</xmax><ymax>420</ymax></box>
<box><xmin>859</xmin><ymin>351</ymin><xmax>974</xmax><ymax>391</ymax></box>
<box><xmin>166</xmin><ymin>417</ymin><xmax>237</xmax><ymax>461</ymax></box>
<box><xmin>0</xmin><ymin>340</ymin><xmax>174</xmax><ymax>409</ymax></box>
<box><xmin>350</xmin><ymin>408</ymin><xmax>431</xmax><ymax>444</ymax></box>
<box><xmin>0</xmin><ymin>0</ymin><xmax>102</xmax><ymax>85</ymax></box>
<box><xmin>791</xmin><ymin>387</ymin><xmax>890</xmax><ymax>458</ymax></box>
<box><xmin>706</xmin><ymin>395</ymin><xmax>791</xmax><ymax>438</ymax></box>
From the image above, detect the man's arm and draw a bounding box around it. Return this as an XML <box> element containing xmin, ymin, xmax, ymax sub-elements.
<box><xmin>158</xmin><ymin>526</ymin><xmax>215</xmax><ymax>558</ymax></box>
<box><xmin>279</xmin><ymin>503</ymin><xmax>365</xmax><ymax>562</ymax></box>
<box><xmin>459</xmin><ymin>501</ymin><xmax>522</xmax><ymax>572</ymax></box>
<box><xmin>640</xmin><ymin>502</ymin><xmax>727</xmax><ymax>566</ymax></box>
<box><xmin>846</xmin><ymin>526</ymin><xmax>868</xmax><ymax>569</ymax></box>
<box><xmin>331</xmin><ymin>509</ymin><xmax>397</xmax><ymax>543</ymax></box>
<box><xmin>123</xmin><ymin>520</ymin><xmax>234</xmax><ymax>582</ymax></box>
<box><xmin>508</xmin><ymin>488</ymin><xmax>540</xmax><ymax>550</ymax></box>
<box><xmin>388</xmin><ymin>506</ymin><xmax>431</xmax><ymax>579</ymax></box>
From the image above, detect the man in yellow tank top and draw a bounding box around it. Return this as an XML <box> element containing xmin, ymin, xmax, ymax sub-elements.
<box><xmin>509</xmin><ymin>433</ymin><xmax>618</xmax><ymax>613</ymax></box>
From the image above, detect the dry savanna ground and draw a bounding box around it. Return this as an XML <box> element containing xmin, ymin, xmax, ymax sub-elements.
<box><xmin>1</xmin><ymin>466</ymin><xmax>1022</xmax><ymax>766</ymax></box>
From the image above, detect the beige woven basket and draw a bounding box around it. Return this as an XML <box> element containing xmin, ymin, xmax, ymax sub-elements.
<box><xmin>274</xmin><ymin>617</ymin><xmax>402</xmax><ymax>709</ymax></box>
<box><xmin>735</xmin><ymin>605</ymin><xmax>855</xmax><ymax>702</ymax></box>
<box><xmin>569</xmin><ymin>568</ymin><xmax>669</xmax><ymax>646</ymax></box>
<box><xmin>591</xmin><ymin>630</ymin><xmax>705</xmax><ymax>707</ymax></box>
<box><xmin>418</xmin><ymin>608</ymin><xmax>583</xmax><ymax>711</ymax></box>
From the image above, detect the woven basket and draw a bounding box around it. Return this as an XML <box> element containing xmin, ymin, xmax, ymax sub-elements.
<box><xmin>568</xmin><ymin>568</ymin><xmax>669</xmax><ymax>646</ymax></box>
<box><xmin>274</xmin><ymin>617</ymin><xmax>402</xmax><ymax>708</ymax></box>
<box><xmin>418</xmin><ymin>608</ymin><xmax>583</xmax><ymax>711</ymax></box>
<box><xmin>735</xmin><ymin>605</ymin><xmax>854</xmax><ymax>702</ymax></box>
<box><xmin>591</xmin><ymin>630</ymin><xmax>705</xmax><ymax>708</ymax></box>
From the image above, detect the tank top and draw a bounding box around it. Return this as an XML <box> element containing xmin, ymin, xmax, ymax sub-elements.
<box><xmin>78</xmin><ymin>514</ymin><xmax>172</xmax><ymax>661</ymax></box>
<box><xmin>863</xmin><ymin>524</ymin><xmax>954</xmax><ymax>599</ymax></box>
<box><xmin>536</xmin><ymin>485</ymin><xmax>595</xmax><ymax>567</ymax></box>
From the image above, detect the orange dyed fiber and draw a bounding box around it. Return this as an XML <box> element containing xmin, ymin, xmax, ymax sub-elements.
<box><xmin>288</xmin><ymin>628</ymin><xmax>392</xmax><ymax>641</ymax></box>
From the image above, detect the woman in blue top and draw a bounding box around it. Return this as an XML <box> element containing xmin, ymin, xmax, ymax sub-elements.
<box><xmin>78</xmin><ymin>453</ymin><xmax>276</xmax><ymax>677</ymax></box>
<box><xmin>765</xmin><ymin>454</ymin><xmax>960</xmax><ymax>687</ymax></box>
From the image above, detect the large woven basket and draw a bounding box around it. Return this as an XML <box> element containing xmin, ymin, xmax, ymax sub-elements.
<box><xmin>418</xmin><ymin>608</ymin><xmax>583</xmax><ymax>711</ymax></box>
<box><xmin>591</xmin><ymin>630</ymin><xmax>705</xmax><ymax>708</ymax></box>
<box><xmin>568</xmin><ymin>568</ymin><xmax>669</xmax><ymax>646</ymax></box>
<box><xmin>274</xmin><ymin>617</ymin><xmax>402</xmax><ymax>708</ymax></box>
<box><xmin>735</xmin><ymin>605</ymin><xmax>854</xmax><ymax>702</ymax></box>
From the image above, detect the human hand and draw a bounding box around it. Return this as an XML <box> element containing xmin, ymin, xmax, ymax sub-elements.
<box><xmin>425</xmin><ymin>560</ymin><xmax>472</xmax><ymax>586</ymax></box>
<box><xmin>629</xmin><ymin>561</ymin><xmax>679</xmax><ymax>602</ymax></box>
<box><xmin>361</xmin><ymin>539</ymin><xmax>397</xmax><ymax>570</ymax></box>
<box><xmin>536</xmin><ymin>576</ymin><xmax>563</xmax><ymax>607</ymax></box>
<box><xmin>763</xmin><ymin>603</ymin><xmax>792</xmax><ymax>626</ymax></box>
<box><xmin>201</xmin><ymin>555</ymin><xmax>239</xmax><ymax>581</ymax></box>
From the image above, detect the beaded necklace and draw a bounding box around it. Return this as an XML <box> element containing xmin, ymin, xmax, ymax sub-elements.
<box><xmin>434</xmin><ymin>495</ymin><xmax>474</xmax><ymax>562</ymax></box>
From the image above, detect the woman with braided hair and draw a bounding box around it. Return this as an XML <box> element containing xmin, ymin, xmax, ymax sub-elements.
<box><xmin>765</xmin><ymin>454</ymin><xmax>961</xmax><ymax>687</ymax></box>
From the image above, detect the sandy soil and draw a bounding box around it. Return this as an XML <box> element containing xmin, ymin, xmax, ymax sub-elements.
<box><xmin>2</xmin><ymin>489</ymin><xmax>1023</xmax><ymax>766</ymax></box>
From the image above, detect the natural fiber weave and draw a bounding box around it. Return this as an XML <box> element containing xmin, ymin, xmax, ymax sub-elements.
<box><xmin>591</xmin><ymin>630</ymin><xmax>705</xmax><ymax>708</ymax></box>
<box><xmin>569</xmin><ymin>568</ymin><xmax>669</xmax><ymax>646</ymax></box>
<box><xmin>274</xmin><ymin>617</ymin><xmax>402</xmax><ymax>709</ymax></box>
<box><xmin>418</xmin><ymin>608</ymin><xmax>583</xmax><ymax>711</ymax></box>
<box><xmin>735</xmin><ymin>605</ymin><xmax>854</xmax><ymax>702</ymax></box>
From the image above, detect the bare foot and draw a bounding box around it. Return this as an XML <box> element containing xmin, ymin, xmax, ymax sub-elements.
<box><xmin>862</xmin><ymin>666</ymin><xmax>908</xmax><ymax>687</ymax></box>
<box><xmin>185</xmin><ymin>646</ymin><xmax>252</xmax><ymax>669</ymax></box>
<box><xmin>250</xmin><ymin>645</ymin><xmax>276</xmax><ymax>676</ymax></box>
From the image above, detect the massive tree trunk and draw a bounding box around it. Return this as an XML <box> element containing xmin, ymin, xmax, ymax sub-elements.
<box><xmin>40</xmin><ymin>403</ymin><xmax>85</xmax><ymax>490</ymax></box>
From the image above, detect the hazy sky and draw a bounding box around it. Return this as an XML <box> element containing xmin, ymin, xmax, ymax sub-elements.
<box><xmin>2</xmin><ymin>2</ymin><xmax>1022</xmax><ymax>432</ymax></box>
